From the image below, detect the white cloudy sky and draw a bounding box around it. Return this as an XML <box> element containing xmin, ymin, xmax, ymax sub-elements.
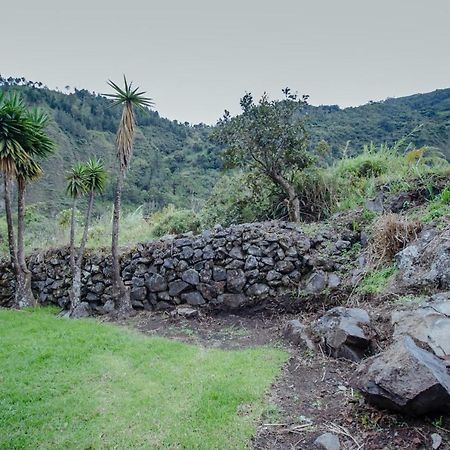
<box><xmin>4</xmin><ymin>0</ymin><xmax>450</xmax><ymax>123</ymax></box>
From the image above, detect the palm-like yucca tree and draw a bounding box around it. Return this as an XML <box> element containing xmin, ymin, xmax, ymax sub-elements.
<box><xmin>66</xmin><ymin>159</ymin><xmax>107</xmax><ymax>314</ymax></box>
<box><xmin>0</xmin><ymin>93</ymin><xmax>55</xmax><ymax>307</ymax></box>
<box><xmin>105</xmin><ymin>76</ymin><xmax>153</xmax><ymax>315</ymax></box>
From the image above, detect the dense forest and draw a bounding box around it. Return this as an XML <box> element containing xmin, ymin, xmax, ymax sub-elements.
<box><xmin>0</xmin><ymin>76</ymin><xmax>449</xmax><ymax>215</ymax></box>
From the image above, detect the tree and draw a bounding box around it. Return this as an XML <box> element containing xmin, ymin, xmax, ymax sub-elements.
<box><xmin>213</xmin><ymin>90</ymin><xmax>312</xmax><ymax>222</ymax></box>
<box><xmin>0</xmin><ymin>93</ymin><xmax>55</xmax><ymax>307</ymax></box>
<box><xmin>66</xmin><ymin>159</ymin><xmax>107</xmax><ymax>314</ymax></box>
<box><xmin>105</xmin><ymin>76</ymin><xmax>153</xmax><ymax>316</ymax></box>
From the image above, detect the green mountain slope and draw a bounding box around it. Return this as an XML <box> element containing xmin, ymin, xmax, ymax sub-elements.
<box><xmin>0</xmin><ymin>80</ymin><xmax>221</xmax><ymax>215</ymax></box>
<box><xmin>1</xmin><ymin>78</ymin><xmax>449</xmax><ymax>214</ymax></box>
<box><xmin>306</xmin><ymin>88</ymin><xmax>450</xmax><ymax>156</ymax></box>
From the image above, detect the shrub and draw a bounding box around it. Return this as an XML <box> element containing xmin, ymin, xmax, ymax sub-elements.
<box><xmin>200</xmin><ymin>173</ymin><xmax>277</xmax><ymax>227</ymax></box>
<box><xmin>369</xmin><ymin>213</ymin><xmax>422</xmax><ymax>264</ymax></box>
<box><xmin>151</xmin><ymin>205</ymin><xmax>201</xmax><ymax>237</ymax></box>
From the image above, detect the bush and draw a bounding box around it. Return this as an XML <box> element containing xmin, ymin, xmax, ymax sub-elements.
<box><xmin>200</xmin><ymin>173</ymin><xmax>278</xmax><ymax>227</ymax></box>
<box><xmin>151</xmin><ymin>205</ymin><xmax>201</xmax><ymax>237</ymax></box>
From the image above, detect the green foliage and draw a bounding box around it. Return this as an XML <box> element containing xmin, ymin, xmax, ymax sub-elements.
<box><xmin>422</xmin><ymin>185</ymin><xmax>450</xmax><ymax>224</ymax></box>
<box><xmin>357</xmin><ymin>265</ymin><xmax>397</xmax><ymax>295</ymax></box>
<box><xmin>150</xmin><ymin>205</ymin><xmax>201</xmax><ymax>237</ymax></box>
<box><xmin>57</xmin><ymin>208</ymin><xmax>83</xmax><ymax>229</ymax></box>
<box><xmin>0</xmin><ymin>308</ymin><xmax>287</xmax><ymax>449</ymax></box>
<box><xmin>200</xmin><ymin>172</ymin><xmax>278</xmax><ymax>227</ymax></box>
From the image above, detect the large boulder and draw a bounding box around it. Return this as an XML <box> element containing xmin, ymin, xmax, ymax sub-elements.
<box><xmin>312</xmin><ymin>307</ymin><xmax>373</xmax><ymax>362</ymax></box>
<box><xmin>392</xmin><ymin>296</ymin><xmax>450</xmax><ymax>358</ymax></box>
<box><xmin>352</xmin><ymin>336</ymin><xmax>450</xmax><ymax>416</ymax></box>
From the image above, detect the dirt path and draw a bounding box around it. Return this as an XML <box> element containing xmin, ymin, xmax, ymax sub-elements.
<box><xmin>110</xmin><ymin>311</ymin><xmax>450</xmax><ymax>450</ymax></box>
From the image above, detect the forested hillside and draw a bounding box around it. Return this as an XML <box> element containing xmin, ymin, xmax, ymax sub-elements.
<box><xmin>306</xmin><ymin>88</ymin><xmax>450</xmax><ymax>157</ymax></box>
<box><xmin>0</xmin><ymin>77</ymin><xmax>449</xmax><ymax>214</ymax></box>
<box><xmin>0</xmin><ymin>77</ymin><xmax>221</xmax><ymax>215</ymax></box>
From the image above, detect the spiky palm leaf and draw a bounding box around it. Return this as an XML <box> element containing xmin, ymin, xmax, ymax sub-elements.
<box><xmin>0</xmin><ymin>93</ymin><xmax>55</xmax><ymax>178</ymax></box>
<box><xmin>66</xmin><ymin>163</ymin><xmax>88</xmax><ymax>199</ymax></box>
<box><xmin>84</xmin><ymin>158</ymin><xmax>107</xmax><ymax>193</ymax></box>
<box><xmin>105</xmin><ymin>76</ymin><xmax>153</xmax><ymax>170</ymax></box>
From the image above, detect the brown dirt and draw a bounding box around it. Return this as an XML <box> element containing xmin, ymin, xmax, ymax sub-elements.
<box><xmin>108</xmin><ymin>308</ymin><xmax>450</xmax><ymax>450</ymax></box>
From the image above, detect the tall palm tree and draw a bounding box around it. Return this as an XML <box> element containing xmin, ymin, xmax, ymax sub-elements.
<box><xmin>0</xmin><ymin>93</ymin><xmax>54</xmax><ymax>307</ymax></box>
<box><xmin>105</xmin><ymin>76</ymin><xmax>153</xmax><ymax>316</ymax></box>
<box><xmin>66</xmin><ymin>159</ymin><xmax>107</xmax><ymax>314</ymax></box>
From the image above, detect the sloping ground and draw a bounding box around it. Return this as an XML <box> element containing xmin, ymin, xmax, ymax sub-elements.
<box><xmin>0</xmin><ymin>308</ymin><xmax>287</xmax><ymax>450</ymax></box>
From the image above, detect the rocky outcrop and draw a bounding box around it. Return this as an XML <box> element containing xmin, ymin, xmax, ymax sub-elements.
<box><xmin>352</xmin><ymin>336</ymin><xmax>450</xmax><ymax>416</ymax></box>
<box><xmin>1</xmin><ymin>221</ymin><xmax>352</xmax><ymax>313</ymax></box>
<box><xmin>395</xmin><ymin>227</ymin><xmax>450</xmax><ymax>292</ymax></box>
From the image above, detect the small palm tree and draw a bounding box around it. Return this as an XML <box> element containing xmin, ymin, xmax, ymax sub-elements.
<box><xmin>0</xmin><ymin>93</ymin><xmax>55</xmax><ymax>308</ymax></box>
<box><xmin>66</xmin><ymin>159</ymin><xmax>107</xmax><ymax>314</ymax></box>
<box><xmin>105</xmin><ymin>76</ymin><xmax>153</xmax><ymax>315</ymax></box>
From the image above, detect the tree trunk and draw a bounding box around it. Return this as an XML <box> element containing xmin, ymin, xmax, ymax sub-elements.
<box><xmin>3</xmin><ymin>173</ymin><xmax>18</xmax><ymax>274</ymax></box>
<box><xmin>271</xmin><ymin>173</ymin><xmax>301</xmax><ymax>222</ymax></box>
<box><xmin>111</xmin><ymin>168</ymin><xmax>132</xmax><ymax>316</ymax></box>
<box><xmin>69</xmin><ymin>198</ymin><xmax>76</xmax><ymax>273</ymax></box>
<box><xmin>15</xmin><ymin>177</ymin><xmax>37</xmax><ymax>308</ymax></box>
<box><xmin>70</xmin><ymin>191</ymin><xmax>94</xmax><ymax>315</ymax></box>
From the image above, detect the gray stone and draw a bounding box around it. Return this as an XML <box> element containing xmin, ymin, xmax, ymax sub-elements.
<box><xmin>246</xmin><ymin>283</ymin><xmax>269</xmax><ymax>297</ymax></box>
<box><xmin>335</xmin><ymin>239</ymin><xmax>351</xmax><ymax>251</ymax></box>
<box><xmin>168</xmin><ymin>280</ymin><xmax>189</xmax><ymax>296</ymax></box>
<box><xmin>352</xmin><ymin>336</ymin><xmax>450</xmax><ymax>416</ymax></box>
<box><xmin>305</xmin><ymin>271</ymin><xmax>328</xmax><ymax>294</ymax></box>
<box><xmin>176</xmin><ymin>306</ymin><xmax>199</xmax><ymax>318</ymax></box>
<box><xmin>313</xmin><ymin>307</ymin><xmax>373</xmax><ymax>362</ymax></box>
<box><xmin>197</xmin><ymin>283</ymin><xmax>217</xmax><ymax>301</ymax></box>
<box><xmin>219</xmin><ymin>293</ymin><xmax>247</xmax><ymax>309</ymax></box>
<box><xmin>145</xmin><ymin>273</ymin><xmax>167</xmax><ymax>292</ymax></box>
<box><xmin>130</xmin><ymin>286</ymin><xmax>147</xmax><ymax>301</ymax></box>
<box><xmin>103</xmin><ymin>299</ymin><xmax>115</xmax><ymax>314</ymax></box>
<box><xmin>181</xmin><ymin>269</ymin><xmax>200</xmax><ymax>285</ymax></box>
<box><xmin>283</xmin><ymin>320</ymin><xmax>316</xmax><ymax>349</ymax></box>
<box><xmin>181</xmin><ymin>246</ymin><xmax>194</xmax><ymax>259</ymax></box>
<box><xmin>229</xmin><ymin>246</ymin><xmax>245</xmax><ymax>259</ymax></box>
<box><xmin>275</xmin><ymin>260</ymin><xmax>295</xmax><ymax>274</ymax></box>
<box><xmin>181</xmin><ymin>291</ymin><xmax>205</xmax><ymax>306</ymax></box>
<box><xmin>314</xmin><ymin>432</ymin><xmax>341</xmax><ymax>450</ymax></box>
<box><xmin>266</xmin><ymin>270</ymin><xmax>282</xmax><ymax>282</ymax></box>
<box><xmin>244</xmin><ymin>256</ymin><xmax>258</xmax><ymax>270</ymax></box>
<box><xmin>226</xmin><ymin>269</ymin><xmax>246</xmax><ymax>293</ymax></box>
<box><xmin>247</xmin><ymin>245</ymin><xmax>263</xmax><ymax>256</ymax></box>
<box><xmin>327</xmin><ymin>273</ymin><xmax>341</xmax><ymax>289</ymax></box>
<box><xmin>391</xmin><ymin>299</ymin><xmax>450</xmax><ymax>357</ymax></box>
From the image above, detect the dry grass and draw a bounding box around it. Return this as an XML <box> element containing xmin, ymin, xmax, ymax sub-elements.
<box><xmin>369</xmin><ymin>213</ymin><xmax>422</xmax><ymax>264</ymax></box>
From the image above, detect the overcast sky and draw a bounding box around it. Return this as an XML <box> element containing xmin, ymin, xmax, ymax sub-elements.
<box><xmin>3</xmin><ymin>0</ymin><xmax>450</xmax><ymax>124</ymax></box>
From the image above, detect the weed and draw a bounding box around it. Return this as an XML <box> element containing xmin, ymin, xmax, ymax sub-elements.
<box><xmin>357</xmin><ymin>265</ymin><xmax>397</xmax><ymax>294</ymax></box>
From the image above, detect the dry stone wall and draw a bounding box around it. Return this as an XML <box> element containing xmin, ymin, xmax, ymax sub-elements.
<box><xmin>0</xmin><ymin>221</ymin><xmax>345</xmax><ymax>313</ymax></box>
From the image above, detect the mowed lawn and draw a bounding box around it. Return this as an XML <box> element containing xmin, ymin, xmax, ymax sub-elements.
<box><xmin>0</xmin><ymin>308</ymin><xmax>287</xmax><ymax>450</ymax></box>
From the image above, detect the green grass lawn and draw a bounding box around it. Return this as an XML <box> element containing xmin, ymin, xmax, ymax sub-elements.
<box><xmin>0</xmin><ymin>308</ymin><xmax>287</xmax><ymax>450</ymax></box>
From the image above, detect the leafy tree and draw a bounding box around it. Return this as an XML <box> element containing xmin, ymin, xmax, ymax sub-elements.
<box><xmin>66</xmin><ymin>159</ymin><xmax>107</xmax><ymax>314</ymax></box>
<box><xmin>0</xmin><ymin>93</ymin><xmax>54</xmax><ymax>307</ymax></box>
<box><xmin>213</xmin><ymin>90</ymin><xmax>312</xmax><ymax>221</ymax></box>
<box><xmin>105</xmin><ymin>76</ymin><xmax>153</xmax><ymax>316</ymax></box>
